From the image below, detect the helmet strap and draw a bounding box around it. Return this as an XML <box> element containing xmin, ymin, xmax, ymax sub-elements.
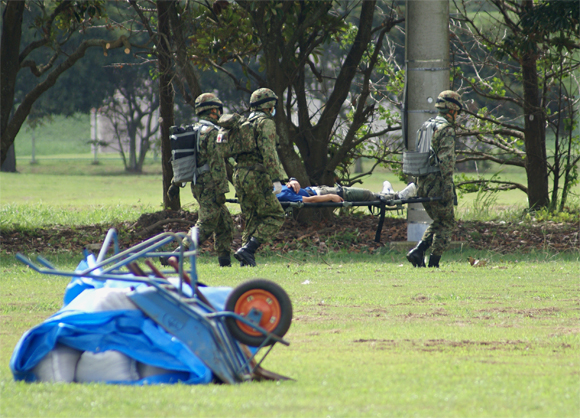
<box><xmin>448</xmin><ymin>108</ymin><xmax>458</xmax><ymax>121</ymax></box>
<box><xmin>209</xmin><ymin>108</ymin><xmax>220</xmax><ymax>120</ymax></box>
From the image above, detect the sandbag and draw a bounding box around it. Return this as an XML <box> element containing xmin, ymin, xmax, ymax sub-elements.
<box><xmin>11</xmin><ymin>265</ymin><xmax>233</xmax><ymax>385</ymax></box>
<box><xmin>137</xmin><ymin>362</ymin><xmax>181</xmax><ymax>378</ymax></box>
<box><xmin>32</xmin><ymin>343</ymin><xmax>82</xmax><ymax>383</ymax></box>
<box><xmin>75</xmin><ymin>350</ymin><xmax>139</xmax><ymax>383</ymax></box>
<box><xmin>87</xmin><ymin>287</ymin><xmax>138</xmax><ymax>312</ymax></box>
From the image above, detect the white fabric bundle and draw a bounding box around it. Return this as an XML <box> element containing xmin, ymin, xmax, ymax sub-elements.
<box><xmin>137</xmin><ymin>362</ymin><xmax>180</xmax><ymax>378</ymax></box>
<box><xmin>33</xmin><ymin>288</ymin><xmax>181</xmax><ymax>383</ymax></box>
<box><xmin>75</xmin><ymin>350</ymin><xmax>140</xmax><ymax>383</ymax></box>
<box><xmin>85</xmin><ymin>287</ymin><xmax>138</xmax><ymax>312</ymax></box>
<box><xmin>32</xmin><ymin>343</ymin><xmax>82</xmax><ymax>383</ymax></box>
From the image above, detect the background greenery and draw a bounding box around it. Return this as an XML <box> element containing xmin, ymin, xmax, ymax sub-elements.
<box><xmin>6</xmin><ymin>113</ymin><xmax>548</xmax><ymax>219</ymax></box>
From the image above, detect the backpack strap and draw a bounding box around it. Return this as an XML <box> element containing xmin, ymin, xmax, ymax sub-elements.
<box><xmin>198</xmin><ymin>120</ymin><xmax>217</xmax><ymax>148</ymax></box>
<box><xmin>193</xmin><ymin>121</ymin><xmax>216</xmax><ymax>183</ymax></box>
<box><xmin>430</xmin><ymin>115</ymin><xmax>451</xmax><ymax>159</ymax></box>
<box><xmin>433</xmin><ymin>115</ymin><xmax>450</xmax><ymax>131</ymax></box>
<box><xmin>248</xmin><ymin>111</ymin><xmax>264</xmax><ymax>121</ymax></box>
<box><xmin>431</xmin><ymin>116</ymin><xmax>451</xmax><ymax>139</ymax></box>
<box><xmin>245</xmin><ymin>111</ymin><xmax>263</xmax><ymax>152</ymax></box>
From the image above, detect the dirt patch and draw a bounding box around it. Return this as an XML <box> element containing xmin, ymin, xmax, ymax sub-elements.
<box><xmin>1</xmin><ymin>210</ymin><xmax>578</xmax><ymax>255</ymax></box>
<box><xmin>475</xmin><ymin>307</ymin><xmax>563</xmax><ymax>317</ymax></box>
<box><xmin>353</xmin><ymin>338</ymin><xmax>535</xmax><ymax>351</ymax></box>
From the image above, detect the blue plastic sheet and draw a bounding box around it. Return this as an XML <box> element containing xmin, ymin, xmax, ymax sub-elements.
<box><xmin>10</xmin><ymin>258</ymin><xmax>233</xmax><ymax>385</ymax></box>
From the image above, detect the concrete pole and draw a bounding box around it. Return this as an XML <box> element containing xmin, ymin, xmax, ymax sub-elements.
<box><xmin>404</xmin><ymin>0</ymin><xmax>450</xmax><ymax>241</ymax></box>
<box><xmin>90</xmin><ymin>108</ymin><xmax>98</xmax><ymax>165</ymax></box>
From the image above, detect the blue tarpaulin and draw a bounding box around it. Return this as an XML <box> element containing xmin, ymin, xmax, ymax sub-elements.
<box><xmin>10</xmin><ymin>256</ymin><xmax>233</xmax><ymax>385</ymax></box>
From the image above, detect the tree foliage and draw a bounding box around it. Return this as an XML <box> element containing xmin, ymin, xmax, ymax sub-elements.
<box><xmin>450</xmin><ymin>0</ymin><xmax>580</xmax><ymax>210</ymax></box>
<box><xmin>99</xmin><ymin>66</ymin><xmax>159</xmax><ymax>173</ymax></box>
<box><xmin>0</xmin><ymin>0</ymin><xmax>150</xmax><ymax>167</ymax></box>
<box><xmin>185</xmin><ymin>0</ymin><xmax>405</xmax><ymax>187</ymax></box>
<box><xmin>3</xmin><ymin>0</ymin><xmax>579</xmax><ymax>216</ymax></box>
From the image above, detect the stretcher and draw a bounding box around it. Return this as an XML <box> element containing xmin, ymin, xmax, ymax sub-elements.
<box><xmin>228</xmin><ymin>196</ymin><xmax>443</xmax><ymax>243</ymax></box>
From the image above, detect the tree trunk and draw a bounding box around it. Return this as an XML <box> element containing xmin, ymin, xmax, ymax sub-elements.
<box><xmin>1</xmin><ymin>144</ymin><xmax>16</xmax><ymax>172</ymax></box>
<box><xmin>168</xmin><ymin>2</ymin><xmax>202</xmax><ymax>105</ymax></box>
<box><xmin>521</xmin><ymin>52</ymin><xmax>549</xmax><ymax>209</ymax></box>
<box><xmin>264</xmin><ymin>1</ymin><xmax>376</xmax><ymax>188</ymax></box>
<box><xmin>128</xmin><ymin>121</ymin><xmax>138</xmax><ymax>172</ymax></box>
<box><xmin>304</xmin><ymin>0</ymin><xmax>376</xmax><ymax>187</ymax></box>
<box><xmin>1</xmin><ymin>1</ymin><xmax>24</xmax><ymax>166</ymax></box>
<box><xmin>138</xmin><ymin>137</ymin><xmax>150</xmax><ymax>173</ymax></box>
<box><xmin>157</xmin><ymin>0</ymin><xmax>179</xmax><ymax>210</ymax></box>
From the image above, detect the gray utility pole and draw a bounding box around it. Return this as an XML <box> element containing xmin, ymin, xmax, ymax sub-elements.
<box><xmin>404</xmin><ymin>0</ymin><xmax>450</xmax><ymax>241</ymax></box>
<box><xmin>90</xmin><ymin>108</ymin><xmax>98</xmax><ymax>165</ymax></box>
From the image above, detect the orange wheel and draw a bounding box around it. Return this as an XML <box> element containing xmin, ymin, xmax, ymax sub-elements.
<box><xmin>225</xmin><ymin>279</ymin><xmax>292</xmax><ymax>346</ymax></box>
<box><xmin>234</xmin><ymin>289</ymin><xmax>282</xmax><ymax>336</ymax></box>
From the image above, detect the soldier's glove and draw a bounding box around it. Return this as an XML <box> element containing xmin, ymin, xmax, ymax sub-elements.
<box><xmin>272</xmin><ymin>181</ymin><xmax>282</xmax><ymax>194</ymax></box>
<box><xmin>167</xmin><ymin>182</ymin><xmax>181</xmax><ymax>199</ymax></box>
<box><xmin>215</xmin><ymin>193</ymin><xmax>226</xmax><ymax>205</ymax></box>
<box><xmin>443</xmin><ymin>184</ymin><xmax>454</xmax><ymax>202</ymax></box>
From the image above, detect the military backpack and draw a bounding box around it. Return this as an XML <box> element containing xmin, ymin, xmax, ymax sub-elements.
<box><xmin>215</xmin><ymin>113</ymin><xmax>260</xmax><ymax>159</ymax></box>
<box><xmin>402</xmin><ymin>116</ymin><xmax>449</xmax><ymax>177</ymax></box>
<box><xmin>169</xmin><ymin>120</ymin><xmax>215</xmax><ymax>184</ymax></box>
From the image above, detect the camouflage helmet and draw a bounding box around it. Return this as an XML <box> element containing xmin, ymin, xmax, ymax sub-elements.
<box><xmin>250</xmin><ymin>88</ymin><xmax>278</xmax><ymax>110</ymax></box>
<box><xmin>435</xmin><ymin>90</ymin><xmax>463</xmax><ymax>113</ymax></box>
<box><xmin>194</xmin><ymin>93</ymin><xmax>223</xmax><ymax>115</ymax></box>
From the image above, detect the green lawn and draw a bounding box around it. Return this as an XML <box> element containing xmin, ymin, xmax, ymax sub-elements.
<box><xmin>2</xmin><ymin>114</ymin><xmax>578</xmax><ymax>417</ymax></box>
<box><xmin>1</xmin><ymin>251</ymin><xmax>578</xmax><ymax>417</ymax></box>
<box><xmin>1</xmin><ymin>160</ymin><xmax>534</xmax><ymax>223</ymax></box>
<box><xmin>14</xmin><ymin>113</ymin><xmax>92</xmax><ymax>156</ymax></box>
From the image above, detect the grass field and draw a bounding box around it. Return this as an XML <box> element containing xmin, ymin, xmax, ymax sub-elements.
<box><xmin>1</xmin><ymin>153</ymin><xmax>541</xmax><ymax>223</ymax></box>
<box><xmin>3</xmin><ymin>160</ymin><xmax>576</xmax><ymax>230</ymax></box>
<box><xmin>2</xmin><ymin>114</ymin><xmax>579</xmax><ymax>417</ymax></box>
<box><xmin>1</xmin><ymin>250</ymin><xmax>579</xmax><ymax>417</ymax></box>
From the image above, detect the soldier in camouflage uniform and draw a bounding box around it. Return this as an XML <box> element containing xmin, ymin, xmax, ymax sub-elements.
<box><xmin>231</xmin><ymin>88</ymin><xmax>286</xmax><ymax>267</ymax></box>
<box><xmin>407</xmin><ymin>90</ymin><xmax>463</xmax><ymax>268</ymax></box>
<box><xmin>168</xmin><ymin>93</ymin><xmax>234</xmax><ymax>267</ymax></box>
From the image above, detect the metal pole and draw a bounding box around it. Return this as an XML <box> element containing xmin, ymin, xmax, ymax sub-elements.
<box><xmin>90</xmin><ymin>108</ymin><xmax>99</xmax><ymax>165</ymax></box>
<box><xmin>404</xmin><ymin>0</ymin><xmax>450</xmax><ymax>241</ymax></box>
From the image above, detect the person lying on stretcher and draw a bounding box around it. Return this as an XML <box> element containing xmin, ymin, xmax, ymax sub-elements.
<box><xmin>275</xmin><ymin>179</ymin><xmax>417</xmax><ymax>203</ymax></box>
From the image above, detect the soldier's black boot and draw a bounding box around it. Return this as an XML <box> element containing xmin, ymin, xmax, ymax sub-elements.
<box><xmin>218</xmin><ymin>254</ymin><xmax>231</xmax><ymax>267</ymax></box>
<box><xmin>234</xmin><ymin>237</ymin><xmax>261</xmax><ymax>267</ymax></box>
<box><xmin>428</xmin><ymin>255</ymin><xmax>441</xmax><ymax>268</ymax></box>
<box><xmin>406</xmin><ymin>240</ymin><xmax>429</xmax><ymax>267</ymax></box>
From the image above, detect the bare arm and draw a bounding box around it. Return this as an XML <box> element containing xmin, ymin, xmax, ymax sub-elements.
<box><xmin>302</xmin><ymin>194</ymin><xmax>344</xmax><ymax>203</ymax></box>
<box><xmin>282</xmin><ymin>180</ymin><xmax>343</xmax><ymax>202</ymax></box>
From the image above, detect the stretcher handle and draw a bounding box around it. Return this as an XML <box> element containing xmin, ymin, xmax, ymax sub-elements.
<box><xmin>228</xmin><ymin>197</ymin><xmax>443</xmax><ymax>208</ymax></box>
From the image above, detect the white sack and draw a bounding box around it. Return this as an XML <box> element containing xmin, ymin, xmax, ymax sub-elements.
<box><xmin>88</xmin><ymin>287</ymin><xmax>138</xmax><ymax>312</ymax></box>
<box><xmin>75</xmin><ymin>350</ymin><xmax>139</xmax><ymax>383</ymax></box>
<box><xmin>32</xmin><ymin>343</ymin><xmax>82</xmax><ymax>383</ymax></box>
<box><xmin>137</xmin><ymin>362</ymin><xmax>181</xmax><ymax>378</ymax></box>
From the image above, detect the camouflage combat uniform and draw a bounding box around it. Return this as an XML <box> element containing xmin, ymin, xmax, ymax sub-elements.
<box><xmin>406</xmin><ymin>90</ymin><xmax>463</xmax><ymax>268</ymax></box>
<box><xmin>233</xmin><ymin>111</ymin><xmax>285</xmax><ymax>245</ymax></box>
<box><xmin>416</xmin><ymin>114</ymin><xmax>456</xmax><ymax>256</ymax></box>
<box><xmin>191</xmin><ymin>115</ymin><xmax>234</xmax><ymax>259</ymax></box>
